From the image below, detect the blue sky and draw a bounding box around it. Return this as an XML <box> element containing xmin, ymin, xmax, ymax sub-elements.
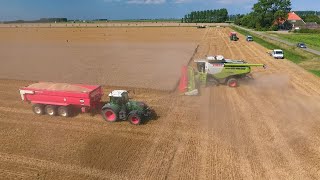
<box><xmin>0</xmin><ymin>0</ymin><xmax>319</xmax><ymax>20</ymax></box>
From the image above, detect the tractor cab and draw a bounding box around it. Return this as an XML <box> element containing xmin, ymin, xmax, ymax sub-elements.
<box><xmin>108</xmin><ymin>90</ymin><xmax>129</xmax><ymax>106</ymax></box>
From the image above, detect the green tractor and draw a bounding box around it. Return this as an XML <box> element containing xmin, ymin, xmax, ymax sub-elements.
<box><xmin>101</xmin><ymin>90</ymin><xmax>155</xmax><ymax>125</ymax></box>
<box><xmin>230</xmin><ymin>32</ymin><xmax>239</xmax><ymax>41</ymax></box>
<box><xmin>194</xmin><ymin>55</ymin><xmax>266</xmax><ymax>87</ymax></box>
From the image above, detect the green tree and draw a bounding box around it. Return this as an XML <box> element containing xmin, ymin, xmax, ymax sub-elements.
<box><xmin>182</xmin><ymin>8</ymin><xmax>229</xmax><ymax>23</ymax></box>
<box><xmin>302</xmin><ymin>14</ymin><xmax>320</xmax><ymax>24</ymax></box>
<box><xmin>252</xmin><ymin>0</ymin><xmax>291</xmax><ymax>30</ymax></box>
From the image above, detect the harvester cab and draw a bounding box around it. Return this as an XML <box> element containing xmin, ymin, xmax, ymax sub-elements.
<box><xmin>101</xmin><ymin>90</ymin><xmax>154</xmax><ymax>125</ymax></box>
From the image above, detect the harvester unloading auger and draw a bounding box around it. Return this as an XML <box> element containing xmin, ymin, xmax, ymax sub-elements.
<box><xmin>179</xmin><ymin>55</ymin><xmax>266</xmax><ymax>95</ymax></box>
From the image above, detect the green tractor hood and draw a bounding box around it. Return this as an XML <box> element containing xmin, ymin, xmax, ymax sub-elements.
<box><xmin>126</xmin><ymin>101</ymin><xmax>148</xmax><ymax>112</ymax></box>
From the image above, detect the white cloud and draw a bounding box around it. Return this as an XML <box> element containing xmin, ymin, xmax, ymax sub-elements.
<box><xmin>102</xmin><ymin>0</ymin><xmax>194</xmax><ymax>4</ymax></box>
<box><xmin>127</xmin><ymin>0</ymin><xmax>166</xmax><ymax>4</ymax></box>
<box><xmin>173</xmin><ymin>0</ymin><xmax>193</xmax><ymax>3</ymax></box>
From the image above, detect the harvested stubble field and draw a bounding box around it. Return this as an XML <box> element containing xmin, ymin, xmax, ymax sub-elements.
<box><xmin>1</xmin><ymin>26</ymin><xmax>320</xmax><ymax>179</ymax></box>
<box><xmin>0</xmin><ymin>27</ymin><xmax>201</xmax><ymax>91</ymax></box>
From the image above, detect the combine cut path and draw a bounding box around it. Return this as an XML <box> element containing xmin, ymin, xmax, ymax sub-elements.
<box><xmin>196</xmin><ymin>27</ymin><xmax>320</xmax><ymax>179</ymax></box>
<box><xmin>0</xmin><ymin>27</ymin><xmax>320</xmax><ymax>179</ymax></box>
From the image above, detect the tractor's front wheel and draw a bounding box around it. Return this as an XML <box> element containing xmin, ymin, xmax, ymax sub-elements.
<box><xmin>128</xmin><ymin>114</ymin><xmax>142</xmax><ymax>125</ymax></box>
<box><xmin>227</xmin><ymin>78</ymin><xmax>238</xmax><ymax>88</ymax></box>
<box><xmin>102</xmin><ymin>108</ymin><xmax>118</xmax><ymax>122</ymax></box>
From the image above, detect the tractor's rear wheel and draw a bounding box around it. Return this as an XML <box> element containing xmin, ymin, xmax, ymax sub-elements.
<box><xmin>227</xmin><ymin>78</ymin><xmax>238</xmax><ymax>88</ymax></box>
<box><xmin>102</xmin><ymin>108</ymin><xmax>118</xmax><ymax>122</ymax></box>
<box><xmin>58</xmin><ymin>106</ymin><xmax>71</xmax><ymax>117</ymax></box>
<box><xmin>45</xmin><ymin>105</ymin><xmax>57</xmax><ymax>116</ymax></box>
<box><xmin>32</xmin><ymin>104</ymin><xmax>44</xmax><ymax>115</ymax></box>
<box><xmin>128</xmin><ymin>114</ymin><xmax>142</xmax><ymax>125</ymax></box>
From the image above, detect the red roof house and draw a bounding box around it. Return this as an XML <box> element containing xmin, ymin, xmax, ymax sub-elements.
<box><xmin>287</xmin><ymin>12</ymin><xmax>306</xmax><ymax>29</ymax></box>
<box><xmin>288</xmin><ymin>12</ymin><xmax>303</xmax><ymax>21</ymax></box>
<box><xmin>276</xmin><ymin>12</ymin><xmax>306</xmax><ymax>30</ymax></box>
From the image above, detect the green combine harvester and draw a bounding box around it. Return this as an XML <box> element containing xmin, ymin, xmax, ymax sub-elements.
<box><xmin>194</xmin><ymin>55</ymin><xmax>266</xmax><ymax>87</ymax></box>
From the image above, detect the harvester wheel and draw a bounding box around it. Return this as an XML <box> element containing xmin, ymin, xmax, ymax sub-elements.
<box><xmin>45</xmin><ymin>105</ymin><xmax>57</xmax><ymax>116</ymax></box>
<box><xmin>58</xmin><ymin>106</ymin><xmax>71</xmax><ymax>117</ymax></box>
<box><xmin>32</xmin><ymin>104</ymin><xmax>44</xmax><ymax>115</ymax></box>
<box><xmin>128</xmin><ymin>113</ymin><xmax>142</xmax><ymax>125</ymax></box>
<box><xmin>102</xmin><ymin>108</ymin><xmax>118</xmax><ymax>122</ymax></box>
<box><xmin>227</xmin><ymin>78</ymin><xmax>238</xmax><ymax>87</ymax></box>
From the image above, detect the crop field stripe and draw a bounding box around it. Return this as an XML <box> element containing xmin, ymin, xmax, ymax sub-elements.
<box><xmin>0</xmin><ymin>152</ymin><xmax>128</xmax><ymax>179</ymax></box>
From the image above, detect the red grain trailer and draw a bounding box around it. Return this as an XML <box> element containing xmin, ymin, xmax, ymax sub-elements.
<box><xmin>19</xmin><ymin>82</ymin><xmax>103</xmax><ymax>117</ymax></box>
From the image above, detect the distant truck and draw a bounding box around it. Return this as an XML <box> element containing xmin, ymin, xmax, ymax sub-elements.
<box><xmin>230</xmin><ymin>32</ymin><xmax>239</xmax><ymax>41</ymax></box>
<box><xmin>269</xmin><ymin>49</ymin><xmax>284</xmax><ymax>59</ymax></box>
<box><xmin>197</xmin><ymin>25</ymin><xmax>207</xmax><ymax>28</ymax></box>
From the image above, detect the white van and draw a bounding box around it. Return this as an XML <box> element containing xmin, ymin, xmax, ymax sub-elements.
<box><xmin>270</xmin><ymin>49</ymin><xmax>284</xmax><ymax>59</ymax></box>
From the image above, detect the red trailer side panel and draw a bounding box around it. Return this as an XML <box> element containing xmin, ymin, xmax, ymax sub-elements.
<box><xmin>20</xmin><ymin>82</ymin><xmax>103</xmax><ymax>109</ymax></box>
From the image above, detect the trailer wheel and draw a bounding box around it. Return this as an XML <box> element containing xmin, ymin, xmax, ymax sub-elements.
<box><xmin>227</xmin><ymin>78</ymin><xmax>238</xmax><ymax>87</ymax></box>
<box><xmin>32</xmin><ymin>104</ymin><xmax>44</xmax><ymax>115</ymax></box>
<box><xmin>101</xmin><ymin>108</ymin><xmax>118</xmax><ymax>122</ymax></box>
<box><xmin>128</xmin><ymin>113</ymin><xmax>142</xmax><ymax>125</ymax></box>
<box><xmin>58</xmin><ymin>106</ymin><xmax>70</xmax><ymax>117</ymax></box>
<box><xmin>45</xmin><ymin>105</ymin><xmax>57</xmax><ymax>116</ymax></box>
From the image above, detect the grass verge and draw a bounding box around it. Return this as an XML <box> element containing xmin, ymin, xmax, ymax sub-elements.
<box><xmin>310</xmin><ymin>70</ymin><xmax>320</xmax><ymax>77</ymax></box>
<box><xmin>232</xmin><ymin>26</ymin><xmax>306</xmax><ymax>64</ymax></box>
<box><xmin>268</xmin><ymin>33</ymin><xmax>320</xmax><ymax>52</ymax></box>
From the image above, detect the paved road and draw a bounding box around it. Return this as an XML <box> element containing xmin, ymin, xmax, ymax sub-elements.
<box><xmin>232</xmin><ymin>24</ymin><xmax>320</xmax><ymax>56</ymax></box>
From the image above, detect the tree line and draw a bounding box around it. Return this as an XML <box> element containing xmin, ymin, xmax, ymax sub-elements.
<box><xmin>296</xmin><ymin>11</ymin><xmax>320</xmax><ymax>24</ymax></box>
<box><xmin>181</xmin><ymin>9</ymin><xmax>228</xmax><ymax>23</ymax></box>
<box><xmin>4</xmin><ymin>18</ymin><xmax>67</xmax><ymax>24</ymax></box>
<box><xmin>234</xmin><ymin>0</ymin><xmax>292</xmax><ymax>30</ymax></box>
<box><xmin>181</xmin><ymin>1</ymin><xmax>296</xmax><ymax>30</ymax></box>
<box><xmin>296</xmin><ymin>11</ymin><xmax>320</xmax><ymax>16</ymax></box>
<box><xmin>299</xmin><ymin>14</ymin><xmax>320</xmax><ymax>24</ymax></box>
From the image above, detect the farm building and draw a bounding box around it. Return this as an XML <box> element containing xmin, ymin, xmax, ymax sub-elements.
<box><xmin>287</xmin><ymin>12</ymin><xmax>306</xmax><ymax>29</ymax></box>
<box><xmin>277</xmin><ymin>12</ymin><xmax>306</xmax><ymax>30</ymax></box>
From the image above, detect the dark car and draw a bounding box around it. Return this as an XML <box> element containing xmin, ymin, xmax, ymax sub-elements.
<box><xmin>297</xmin><ymin>42</ymin><xmax>307</xmax><ymax>48</ymax></box>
